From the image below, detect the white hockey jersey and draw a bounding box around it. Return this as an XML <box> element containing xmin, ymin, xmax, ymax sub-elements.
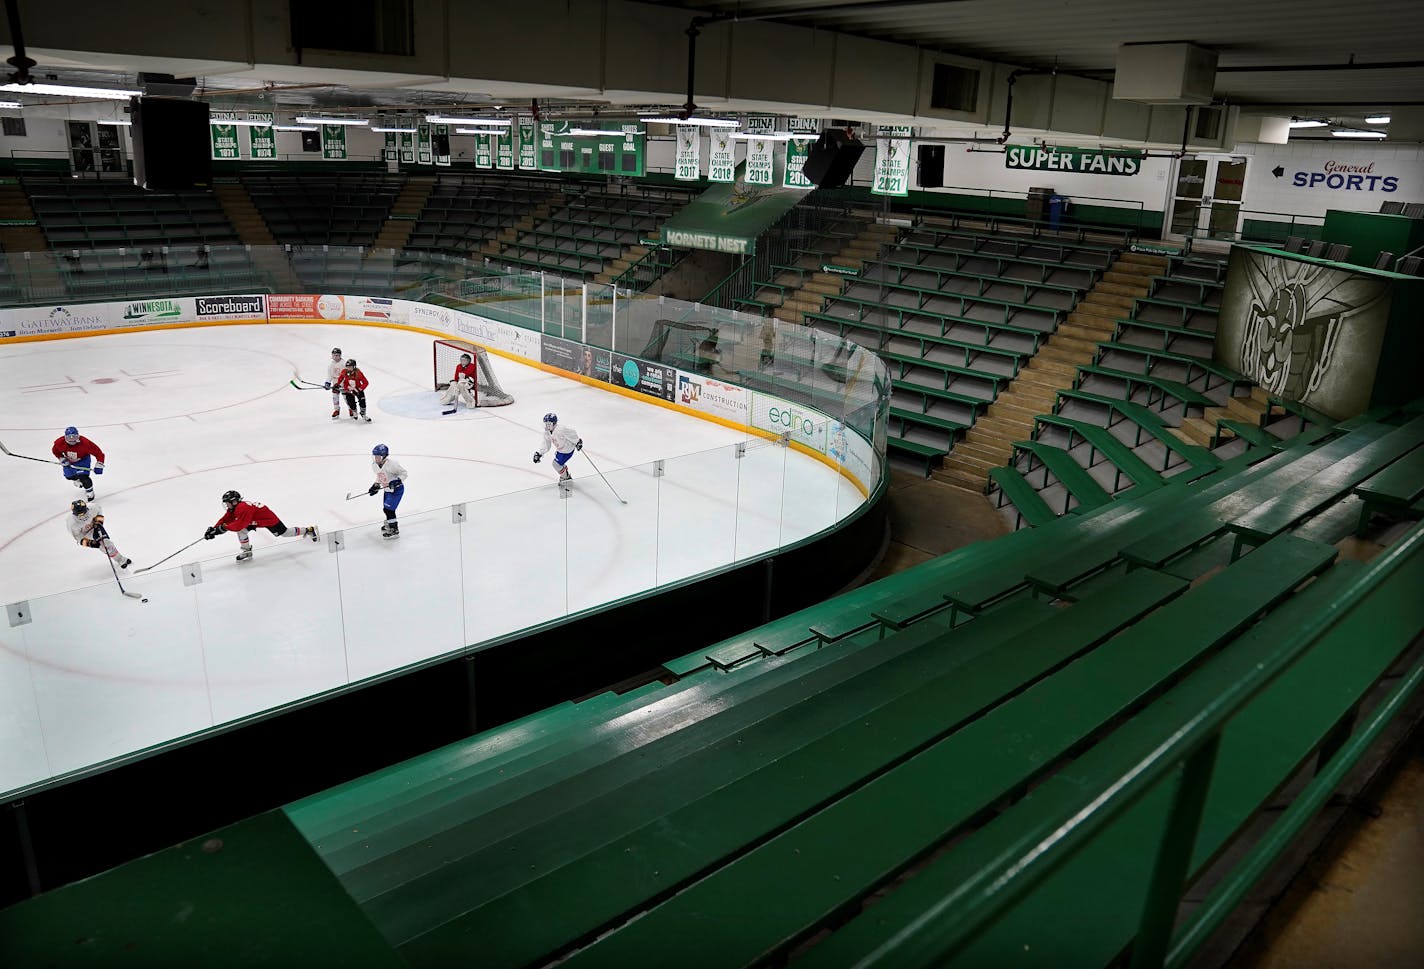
<box><xmin>372</xmin><ymin>457</ymin><xmax>409</xmax><ymax>492</ymax></box>
<box><xmin>539</xmin><ymin>423</ymin><xmax>580</xmax><ymax>456</ymax></box>
<box><xmin>67</xmin><ymin>503</ymin><xmax>104</xmax><ymax>544</ymax></box>
<box><xmin>327</xmin><ymin>357</ymin><xmax>344</xmax><ymax>385</ymax></box>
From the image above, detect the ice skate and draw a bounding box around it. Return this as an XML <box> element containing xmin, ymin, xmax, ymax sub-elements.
<box><xmin>362</xmin><ymin>413</ymin><xmax>372</xmax><ymax>423</ymax></box>
<box><xmin>331</xmin><ymin>408</ymin><xmax>340</xmax><ymax>420</ymax></box>
<box><xmin>303</xmin><ymin>525</ymin><xmax>320</xmax><ymax>542</ymax></box>
<box><xmin>119</xmin><ymin>557</ymin><xmax>132</xmax><ymax>569</ymax></box>
<box><xmin>235</xmin><ymin>547</ymin><xmax>254</xmax><ymax>562</ymax></box>
<box><xmin>85</xmin><ymin>489</ymin><xmax>96</xmax><ymax>500</ymax></box>
<box><xmin>381</xmin><ymin>521</ymin><xmax>400</xmax><ymax>540</ymax></box>
<box><xmin>350</xmin><ymin>410</ymin><xmax>358</xmax><ymax>421</ymax></box>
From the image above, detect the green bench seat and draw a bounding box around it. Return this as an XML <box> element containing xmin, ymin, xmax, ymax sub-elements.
<box><xmin>1113</xmin><ymin>316</ymin><xmax>1217</xmax><ymax>355</ymax></box>
<box><xmin>1074</xmin><ymin>364</ymin><xmax>1214</xmax><ymax>419</ymax></box>
<box><xmin>838</xmin><ymin>276</ymin><xmax>1066</xmax><ymax>327</ymax></box>
<box><xmin>886</xmin><ymin>241</ymin><xmax>1103</xmax><ymax>283</ymax></box>
<box><xmin>871</xmin><ymin>258</ymin><xmax>1087</xmax><ymax>302</ymax></box>
<box><xmin>1354</xmin><ymin>442</ymin><xmax>1424</xmax><ymax>534</ymax></box>
<box><xmin>820</xmin><ymin>290</ymin><xmax>1048</xmax><ymax>349</ymax></box>
<box><xmin>892</xmin><ymin>379</ymin><xmax>988</xmax><ymax>418</ymax></box>
<box><xmin>987</xmin><ymin>465</ymin><xmax>1055</xmax><ymax>528</ymax></box>
<box><xmin>1056</xmin><ymin>388</ymin><xmax>1220</xmax><ymax>473</ymax></box>
<box><xmin>810</xmin><ymin>312</ymin><xmax>1028</xmax><ymax>376</ymax></box>
<box><xmin>1032</xmin><ymin>413</ymin><xmax>1166</xmax><ymax>493</ymax></box>
<box><xmin>548</xmin><ymin>536</ymin><xmax>1332</xmax><ymax>969</ymax></box>
<box><xmin>1011</xmin><ymin>440</ymin><xmax>1113</xmax><ymax>515</ymax></box>
<box><xmin>888</xmin><ymin>436</ymin><xmax>947</xmax><ymax>471</ymax></box>
<box><xmin>878</xmin><ymin>349</ymin><xmax>1005</xmax><ymax>399</ymax></box>
<box><xmin>1094</xmin><ymin>341</ymin><xmax>1249</xmax><ymax>395</ymax></box>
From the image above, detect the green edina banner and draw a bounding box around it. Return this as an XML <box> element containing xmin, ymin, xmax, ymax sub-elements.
<box><xmin>1005</xmin><ymin>144</ymin><xmax>1144</xmax><ymax>176</ymax></box>
<box><xmin>495</xmin><ymin>130</ymin><xmax>515</xmax><ymax>170</ymax></box>
<box><xmin>321</xmin><ymin>124</ymin><xmax>347</xmax><ymax>160</ymax></box>
<box><xmin>246</xmin><ymin>114</ymin><xmax>275</xmax><ymax>160</ymax></box>
<box><xmin>518</xmin><ymin>118</ymin><xmax>537</xmax><ymax>170</ymax></box>
<box><xmin>475</xmin><ymin>133</ymin><xmax>493</xmax><ymax>169</ymax></box>
<box><xmin>209</xmin><ymin>113</ymin><xmax>239</xmax><ymax>160</ymax></box>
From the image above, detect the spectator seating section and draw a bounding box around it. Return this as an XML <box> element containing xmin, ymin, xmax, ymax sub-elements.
<box><xmin>24</xmin><ymin>176</ymin><xmax>238</xmax><ymax>250</ymax></box>
<box><xmin>243</xmin><ymin>173</ymin><xmax>404</xmax><ymax>246</ymax></box>
<box><xmin>204</xmin><ymin>401</ymin><xmax>1420</xmax><ymax>969</ymax></box>
<box><xmin>404</xmin><ymin>174</ymin><xmax>564</xmax><ymax>256</ymax></box>
<box><xmin>496</xmin><ymin>185</ymin><xmax>694</xmax><ymax>278</ymax></box>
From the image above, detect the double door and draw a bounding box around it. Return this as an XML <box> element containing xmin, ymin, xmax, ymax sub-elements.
<box><xmin>1168</xmin><ymin>155</ymin><xmax>1248</xmax><ymax>240</ymax></box>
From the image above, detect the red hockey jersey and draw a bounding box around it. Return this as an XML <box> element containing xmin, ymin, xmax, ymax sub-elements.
<box><xmin>338</xmin><ymin>368</ymin><xmax>369</xmax><ymax>392</ymax></box>
<box><xmin>215</xmin><ymin>500</ymin><xmax>281</xmax><ymax>533</ymax></box>
<box><xmin>51</xmin><ymin>435</ymin><xmax>105</xmax><ymax>466</ymax></box>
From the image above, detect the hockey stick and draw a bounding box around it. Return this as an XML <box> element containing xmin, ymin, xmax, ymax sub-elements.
<box><xmin>580</xmin><ymin>452</ymin><xmax>627</xmax><ymax>505</ymax></box>
<box><xmin>105</xmin><ymin>546</ymin><xmax>145</xmax><ymax>600</ymax></box>
<box><xmin>0</xmin><ymin>440</ymin><xmax>66</xmax><ymax>465</ymax></box>
<box><xmin>134</xmin><ymin>536</ymin><xmax>205</xmax><ymax>574</ymax></box>
<box><xmin>345</xmin><ymin>489</ymin><xmax>373</xmax><ymax>500</ymax></box>
<box><xmin>289</xmin><ymin>379</ymin><xmax>325</xmax><ymax>391</ymax></box>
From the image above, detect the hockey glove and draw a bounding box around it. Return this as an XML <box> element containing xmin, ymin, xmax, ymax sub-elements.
<box><xmin>532</xmin><ymin>451</ymin><xmax>542</xmax><ymax>464</ymax></box>
<box><xmin>93</xmin><ymin>464</ymin><xmax>104</xmax><ymax>475</ymax></box>
<box><xmin>368</xmin><ymin>483</ymin><xmax>381</xmax><ymax>496</ymax></box>
<box><xmin>81</xmin><ymin>537</ymin><xmax>98</xmax><ymax>548</ymax></box>
<box><xmin>204</xmin><ymin>525</ymin><xmax>221</xmax><ymax>540</ymax></box>
<box><xmin>323</xmin><ymin>381</ymin><xmax>331</xmax><ymax>390</ymax></box>
<box><xmin>575</xmin><ymin>439</ymin><xmax>583</xmax><ymax>451</ymax></box>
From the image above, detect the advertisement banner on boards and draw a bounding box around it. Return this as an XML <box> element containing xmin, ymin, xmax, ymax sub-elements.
<box><xmin>348</xmin><ymin>296</ymin><xmax>403</xmax><ymax>323</ymax></box>
<box><xmin>194</xmin><ymin>294</ymin><xmax>266</xmax><ymax>320</ymax></box>
<box><xmin>609</xmin><ymin>353</ymin><xmax>677</xmax><ymax>401</ymax></box>
<box><xmin>750</xmin><ymin>391</ymin><xmax>828</xmax><ymax>452</ymax></box>
<box><xmin>321</xmin><ymin>125</ymin><xmax>347</xmax><ymax>160</ymax></box>
<box><xmin>542</xmin><ymin>334</ymin><xmax>612</xmax><ymax>381</ymax></box>
<box><xmin>871</xmin><ymin>126</ymin><xmax>912</xmax><ymax>196</ymax></box>
<box><xmin>675</xmin><ymin>126</ymin><xmax>700</xmax><ymax>181</ymax></box>
<box><xmin>247</xmin><ymin>114</ymin><xmax>275</xmax><ymax>160</ymax></box>
<box><xmin>267</xmin><ymin>294</ymin><xmax>345</xmax><ymax>320</ymax></box>
<box><xmin>119</xmin><ymin>297</ymin><xmax>191</xmax><ymax>324</ymax></box>
<box><xmin>0</xmin><ymin>304</ymin><xmax>115</xmax><ymax>339</ymax></box>
<box><xmin>676</xmin><ymin>372</ymin><xmax>749</xmax><ymax>423</ymax></box>
<box><xmin>708</xmin><ymin>128</ymin><xmax>735</xmax><ymax>182</ymax></box>
<box><xmin>517</xmin><ymin>117</ymin><xmax>538</xmax><ymax>169</ymax></box>
<box><xmin>448</xmin><ymin>310</ymin><xmax>542</xmax><ymax>361</ymax></box>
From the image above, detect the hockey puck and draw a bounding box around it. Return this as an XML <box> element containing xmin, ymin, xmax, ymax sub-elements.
<box><xmin>141</xmin><ymin>597</ymin><xmax>149</xmax><ymax>603</ymax></box>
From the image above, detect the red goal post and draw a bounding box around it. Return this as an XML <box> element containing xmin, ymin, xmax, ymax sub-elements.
<box><xmin>432</xmin><ymin>339</ymin><xmax>515</xmax><ymax>406</ymax></box>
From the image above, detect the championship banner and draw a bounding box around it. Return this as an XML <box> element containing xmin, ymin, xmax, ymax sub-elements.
<box><xmin>1004</xmin><ymin>144</ymin><xmax>1144</xmax><ymax>176</ymax></box>
<box><xmin>708</xmin><ymin>128</ymin><xmax>735</xmax><ymax>182</ymax></box>
<box><xmin>745</xmin><ymin>135</ymin><xmax>775</xmax><ymax>186</ymax></box>
<box><xmin>517</xmin><ymin>118</ymin><xmax>537</xmax><ymax>169</ymax></box>
<box><xmin>321</xmin><ymin>124</ymin><xmax>347</xmax><ymax>160</ymax></box>
<box><xmin>474</xmin><ymin>133</ymin><xmax>493</xmax><ymax>169</ymax></box>
<box><xmin>744</xmin><ymin>115</ymin><xmax>776</xmax><ymax>136</ymax></box>
<box><xmin>675</xmin><ymin>126</ymin><xmax>700</xmax><ymax>181</ymax></box>
<box><xmin>383</xmin><ymin>132</ymin><xmax>398</xmax><ymax>162</ymax></box>
<box><xmin>246</xmin><ymin>113</ymin><xmax>275</xmax><ymax>160</ymax></box>
<box><xmin>495</xmin><ymin>129</ymin><xmax>515</xmax><ymax>170</ymax></box>
<box><xmin>400</xmin><ymin>130</ymin><xmax>415</xmax><ymax>164</ymax></box>
<box><xmin>872</xmin><ymin>125</ymin><xmax>912</xmax><ymax>197</ymax></box>
<box><xmin>784</xmin><ymin>139</ymin><xmax>814</xmax><ymax>189</ymax></box>
<box><xmin>434</xmin><ymin>124</ymin><xmax>451</xmax><ymax>167</ymax></box>
<box><xmin>417</xmin><ymin>124</ymin><xmax>432</xmax><ymax>165</ymax></box>
<box><xmin>209</xmin><ymin>113</ymin><xmax>240</xmax><ymax>160</ymax></box>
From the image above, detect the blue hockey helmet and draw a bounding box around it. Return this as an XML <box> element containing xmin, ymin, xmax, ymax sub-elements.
<box><xmin>64</xmin><ymin>425</ymin><xmax>79</xmax><ymax>441</ymax></box>
<box><xmin>372</xmin><ymin>444</ymin><xmax>389</xmax><ymax>457</ymax></box>
<box><xmin>543</xmin><ymin>413</ymin><xmax>558</xmax><ymax>426</ymax></box>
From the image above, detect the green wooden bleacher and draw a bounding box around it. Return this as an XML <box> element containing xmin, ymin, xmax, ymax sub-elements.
<box><xmin>1011</xmin><ymin>439</ymin><xmax>1113</xmax><ymax>515</ymax></box>
<box><xmin>1031</xmin><ymin>413</ymin><xmax>1166</xmax><ymax>494</ymax></box>
<box><xmin>987</xmin><ymin>465</ymin><xmax>1056</xmax><ymax>528</ymax></box>
<box><xmin>1074</xmin><ymin>364</ymin><xmax>1214</xmax><ymax>419</ymax></box>
<box><xmin>1353</xmin><ymin>445</ymin><xmax>1424</xmax><ymax>534</ymax></box>
<box><xmin>1094</xmin><ymin>341</ymin><xmax>1248</xmax><ymax>396</ymax></box>
<box><xmin>1055</xmin><ymin>388</ymin><xmax>1221</xmax><ymax>475</ymax></box>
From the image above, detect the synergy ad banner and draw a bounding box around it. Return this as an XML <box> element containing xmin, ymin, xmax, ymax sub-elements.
<box><xmin>675</xmin><ymin>126</ymin><xmax>701</xmax><ymax>181</ymax></box>
<box><xmin>1216</xmin><ymin>247</ymin><xmax>1392</xmax><ymax>420</ymax></box>
<box><xmin>708</xmin><ymin>128</ymin><xmax>735</xmax><ymax>183</ymax></box>
<box><xmin>872</xmin><ymin>125</ymin><xmax>912</xmax><ymax>196</ymax></box>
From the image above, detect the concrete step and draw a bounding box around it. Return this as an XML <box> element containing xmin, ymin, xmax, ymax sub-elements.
<box><xmin>965</xmin><ymin>429</ymin><xmax>1019</xmax><ymax>454</ymax></box>
<box><xmin>1095</xmin><ymin>281</ymin><xmax>1150</xmax><ymax>297</ymax></box>
<box><xmin>933</xmin><ymin>464</ymin><xmax>987</xmax><ymax>492</ymax></box>
<box><xmin>999</xmin><ymin>382</ymin><xmax>1061</xmax><ymax>405</ymax></box>
<box><xmin>1067</xmin><ymin>311</ymin><xmax>1122</xmax><ymax>330</ymax></box>
<box><xmin>953</xmin><ymin>439</ymin><xmax>1012</xmax><ymax>464</ymax></box>
<box><xmin>1102</xmin><ymin>270</ymin><xmax>1155</xmax><ymax>289</ymax></box>
<box><xmin>1047</xmin><ymin>331</ymin><xmax>1100</xmax><ymax>352</ymax></box>
<box><xmin>1028</xmin><ymin>356</ymin><xmax>1078</xmax><ymax>378</ymax></box>
<box><xmin>801</xmin><ymin>279</ymin><xmax>843</xmax><ymax>296</ymax></box>
<box><xmin>973</xmin><ymin>414</ymin><xmax>1034</xmax><ymax>439</ymax></box>
<box><xmin>1225</xmin><ymin>395</ymin><xmax>1270</xmax><ymax>423</ymax></box>
<box><xmin>945</xmin><ymin>450</ymin><xmax>999</xmax><ymax>476</ymax></box>
<box><xmin>1082</xmin><ymin>291</ymin><xmax>1136</xmax><ymax>310</ymax></box>
<box><xmin>1177</xmin><ymin>418</ymin><xmax>1215</xmax><ymax>446</ymax></box>
<box><xmin>1117</xmin><ymin>252</ymin><xmax>1170</xmax><ymax>271</ymax></box>
<box><xmin>1012</xmin><ymin>368</ymin><xmax>1067</xmax><ymax>392</ymax></box>
<box><xmin>990</xmin><ymin>399</ymin><xmax>1050</xmax><ymax>424</ymax></box>
<box><xmin>1073</xmin><ymin>301</ymin><xmax>1122</xmax><ymax>322</ymax></box>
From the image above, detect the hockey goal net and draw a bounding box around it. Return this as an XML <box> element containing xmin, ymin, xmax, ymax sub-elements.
<box><xmin>432</xmin><ymin>339</ymin><xmax>515</xmax><ymax>406</ymax></box>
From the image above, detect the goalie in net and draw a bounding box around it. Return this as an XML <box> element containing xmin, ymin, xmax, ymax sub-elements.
<box><xmin>433</xmin><ymin>339</ymin><xmax>515</xmax><ymax>411</ymax></box>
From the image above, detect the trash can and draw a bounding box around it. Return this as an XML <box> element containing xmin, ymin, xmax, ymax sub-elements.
<box><xmin>1026</xmin><ymin>186</ymin><xmax>1053</xmax><ymax>223</ymax></box>
<box><xmin>1048</xmin><ymin>194</ymin><xmax>1069</xmax><ymax>229</ymax></box>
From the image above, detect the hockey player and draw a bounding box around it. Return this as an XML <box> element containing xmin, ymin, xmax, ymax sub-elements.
<box><xmin>439</xmin><ymin>352</ymin><xmax>478</xmax><ymax>414</ymax></box>
<box><xmin>338</xmin><ymin>359</ymin><xmax>371</xmax><ymax>422</ymax></box>
<box><xmin>532</xmin><ymin>412</ymin><xmax>582</xmax><ymax>488</ymax></box>
<box><xmin>51</xmin><ymin>426</ymin><xmax>105</xmax><ymax>501</ymax></box>
<box><xmin>367</xmin><ymin>444</ymin><xmax>408</xmax><ymax>539</ymax></box>
<box><xmin>204</xmin><ymin>490</ymin><xmax>319</xmax><ymax>562</ymax></box>
<box><xmin>68</xmin><ymin>499</ymin><xmax>131</xmax><ymax>570</ymax></box>
<box><xmin>324</xmin><ymin>347</ymin><xmax>344</xmax><ymax>420</ymax></box>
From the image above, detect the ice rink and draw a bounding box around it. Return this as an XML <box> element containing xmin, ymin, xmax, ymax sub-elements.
<box><xmin>0</xmin><ymin>323</ymin><xmax>865</xmax><ymax>794</ymax></box>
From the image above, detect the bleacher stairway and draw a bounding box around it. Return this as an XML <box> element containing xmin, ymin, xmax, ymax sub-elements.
<box><xmin>0</xmin><ymin>181</ymin><xmax>47</xmax><ymax>252</ymax></box>
<box><xmin>937</xmin><ymin>251</ymin><xmax>1167</xmax><ymax>491</ymax></box>
<box><xmin>757</xmin><ymin>221</ymin><xmax>898</xmax><ymax>324</ymax></box>
<box><xmin>479</xmin><ymin>200</ymin><xmax>558</xmax><ymax>258</ymax></box>
<box><xmin>213</xmin><ymin>180</ymin><xmax>277</xmax><ymax>248</ymax></box>
<box><xmin>371</xmin><ymin>176</ymin><xmax>436</xmax><ymax>251</ymax></box>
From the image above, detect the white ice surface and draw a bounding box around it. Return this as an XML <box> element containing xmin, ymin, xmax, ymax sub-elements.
<box><xmin>0</xmin><ymin>324</ymin><xmax>863</xmax><ymax>793</ymax></box>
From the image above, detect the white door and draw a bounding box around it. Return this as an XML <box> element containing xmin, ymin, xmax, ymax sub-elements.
<box><xmin>1168</xmin><ymin>156</ymin><xmax>1248</xmax><ymax>241</ymax></box>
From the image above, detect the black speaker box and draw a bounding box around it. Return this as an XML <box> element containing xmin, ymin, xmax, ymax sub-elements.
<box><xmin>432</xmin><ymin>133</ymin><xmax>450</xmax><ymax>156</ymax></box>
<box><xmin>918</xmin><ymin>144</ymin><xmax>945</xmax><ymax>189</ymax></box>
<box><xmin>802</xmin><ymin>130</ymin><xmax>865</xmax><ymax>189</ymax></box>
<box><xmin>130</xmin><ymin>97</ymin><xmax>211</xmax><ymax>192</ymax></box>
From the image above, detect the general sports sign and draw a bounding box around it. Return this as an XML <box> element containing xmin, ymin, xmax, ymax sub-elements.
<box><xmin>1005</xmin><ymin>145</ymin><xmax>1144</xmax><ymax>176</ymax></box>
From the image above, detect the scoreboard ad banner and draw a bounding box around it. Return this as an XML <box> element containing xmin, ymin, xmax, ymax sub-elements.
<box><xmin>538</xmin><ymin>120</ymin><xmax>645</xmax><ymax>177</ymax></box>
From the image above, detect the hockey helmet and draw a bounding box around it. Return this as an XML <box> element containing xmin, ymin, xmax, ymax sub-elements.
<box><xmin>372</xmin><ymin>444</ymin><xmax>389</xmax><ymax>458</ymax></box>
<box><xmin>346</xmin><ymin>359</ymin><xmax>357</xmax><ymax>368</ymax></box>
<box><xmin>71</xmin><ymin>499</ymin><xmax>88</xmax><ymax>516</ymax></box>
<box><xmin>543</xmin><ymin>412</ymin><xmax>558</xmax><ymax>427</ymax></box>
<box><xmin>64</xmin><ymin>425</ymin><xmax>80</xmax><ymax>443</ymax></box>
<box><xmin>221</xmin><ymin>489</ymin><xmax>241</xmax><ymax>506</ymax></box>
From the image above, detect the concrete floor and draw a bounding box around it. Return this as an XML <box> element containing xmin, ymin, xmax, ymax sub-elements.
<box><xmin>866</xmin><ymin>466</ymin><xmax>1423</xmax><ymax>969</ymax></box>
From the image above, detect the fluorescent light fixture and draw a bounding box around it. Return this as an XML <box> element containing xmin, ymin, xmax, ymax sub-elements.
<box><xmin>1287</xmin><ymin>119</ymin><xmax>1327</xmax><ymax>129</ymax></box>
<box><xmin>730</xmin><ymin>132</ymin><xmax>818</xmax><ymax>142</ymax></box>
<box><xmin>567</xmin><ymin>128</ymin><xmax>642</xmax><ymax>137</ymax></box>
<box><xmin>370</xmin><ymin>126</ymin><xmax>417</xmax><ymax>133</ymax></box>
<box><xmin>210</xmin><ymin>117</ymin><xmax>275</xmax><ymax>127</ymax></box>
<box><xmin>97</xmin><ymin>119</ymin><xmax>131</xmax><ymax>126</ymax></box>
<box><xmin>454</xmin><ymin>127</ymin><xmax>506</xmax><ymax>134</ymax></box>
<box><xmin>426</xmin><ymin>115</ymin><xmax>511</xmax><ymax>127</ymax></box>
<box><xmin>0</xmin><ymin>82</ymin><xmax>141</xmax><ymax>100</ymax></box>
<box><xmin>640</xmin><ymin>116</ymin><xmax>740</xmax><ymax>128</ymax></box>
<box><xmin>1365</xmin><ymin>115</ymin><xmax>1391</xmax><ymax>124</ymax></box>
<box><xmin>1332</xmin><ymin>130</ymin><xmax>1387</xmax><ymax>139</ymax></box>
<box><xmin>295</xmin><ymin>116</ymin><xmax>369</xmax><ymax>126</ymax></box>
<box><xmin>273</xmin><ymin>124</ymin><xmax>317</xmax><ymax>132</ymax></box>
<box><xmin>0</xmin><ymin>101</ymin><xmax>20</xmax><ymax>109</ymax></box>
